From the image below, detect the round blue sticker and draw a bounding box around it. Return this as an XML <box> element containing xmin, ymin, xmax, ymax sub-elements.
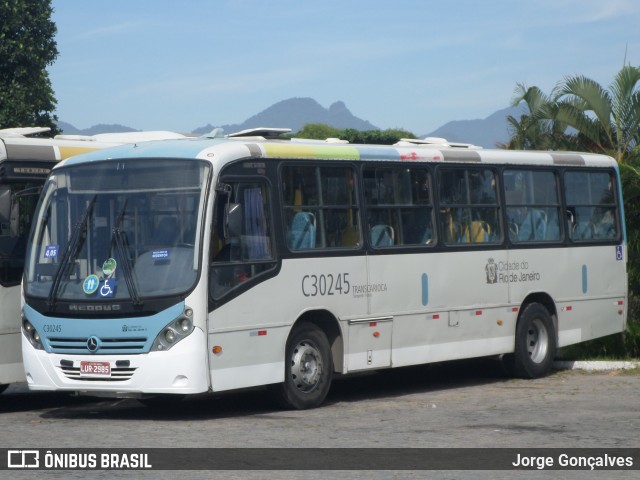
<box><xmin>83</xmin><ymin>274</ymin><xmax>100</xmax><ymax>295</ymax></box>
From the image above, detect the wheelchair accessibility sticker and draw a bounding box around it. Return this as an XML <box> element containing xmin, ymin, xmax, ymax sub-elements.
<box><xmin>98</xmin><ymin>278</ymin><xmax>116</xmax><ymax>298</ymax></box>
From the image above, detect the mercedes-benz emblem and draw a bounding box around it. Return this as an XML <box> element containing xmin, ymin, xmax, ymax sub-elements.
<box><xmin>87</xmin><ymin>336</ymin><xmax>100</xmax><ymax>353</ymax></box>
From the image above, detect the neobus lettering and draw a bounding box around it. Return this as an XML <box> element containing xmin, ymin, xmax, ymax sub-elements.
<box><xmin>302</xmin><ymin>273</ymin><xmax>350</xmax><ymax>297</ymax></box>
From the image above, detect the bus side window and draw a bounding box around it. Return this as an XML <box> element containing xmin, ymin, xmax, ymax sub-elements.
<box><xmin>505</xmin><ymin>169</ymin><xmax>561</xmax><ymax>243</ymax></box>
<box><xmin>210</xmin><ymin>180</ymin><xmax>275</xmax><ymax>300</ymax></box>
<box><xmin>565</xmin><ymin>170</ymin><xmax>619</xmax><ymax>242</ymax></box>
<box><xmin>282</xmin><ymin>165</ymin><xmax>360</xmax><ymax>250</ymax></box>
<box><xmin>438</xmin><ymin>168</ymin><xmax>500</xmax><ymax>245</ymax></box>
<box><xmin>363</xmin><ymin>166</ymin><xmax>434</xmax><ymax>247</ymax></box>
<box><xmin>0</xmin><ymin>183</ymin><xmax>42</xmax><ymax>286</ymax></box>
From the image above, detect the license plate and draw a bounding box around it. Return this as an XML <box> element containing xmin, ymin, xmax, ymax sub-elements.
<box><xmin>79</xmin><ymin>361</ymin><xmax>111</xmax><ymax>377</ymax></box>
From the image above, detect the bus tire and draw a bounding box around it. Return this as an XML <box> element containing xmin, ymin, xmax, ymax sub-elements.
<box><xmin>505</xmin><ymin>303</ymin><xmax>556</xmax><ymax>379</ymax></box>
<box><xmin>272</xmin><ymin>322</ymin><xmax>333</xmax><ymax>410</ymax></box>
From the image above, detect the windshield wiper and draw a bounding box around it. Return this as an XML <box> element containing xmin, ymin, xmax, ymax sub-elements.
<box><xmin>109</xmin><ymin>200</ymin><xmax>142</xmax><ymax>308</ymax></box>
<box><xmin>47</xmin><ymin>195</ymin><xmax>97</xmax><ymax>310</ymax></box>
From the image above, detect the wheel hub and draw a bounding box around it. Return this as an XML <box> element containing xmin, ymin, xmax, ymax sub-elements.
<box><xmin>290</xmin><ymin>341</ymin><xmax>323</xmax><ymax>393</ymax></box>
<box><xmin>527</xmin><ymin>318</ymin><xmax>549</xmax><ymax>364</ymax></box>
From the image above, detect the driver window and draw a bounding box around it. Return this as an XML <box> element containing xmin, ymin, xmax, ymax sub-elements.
<box><xmin>210</xmin><ymin>180</ymin><xmax>276</xmax><ymax>300</ymax></box>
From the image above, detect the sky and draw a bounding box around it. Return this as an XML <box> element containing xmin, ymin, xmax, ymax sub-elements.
<box><xmin>50</xmin><ymin>0</ymin><xmax>640</xmax><ymax>136</ymax></box>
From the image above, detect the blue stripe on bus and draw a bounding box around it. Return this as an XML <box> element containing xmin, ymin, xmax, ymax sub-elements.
<box><xmin>581</xmin><ymin>265</ymin><xmax>588</xmax><ymax>294</ymax></box>
<box><xmin>356</xmin><ymin>147</ymin><xmax>401</xmax><ymax>161</ymax></box>
<box><xmin>421</xmin><ymin>273</ymin><xmax>429</xmax><ymax>306</ymax></box>
<box><xmin>63</xmin><ymin>139</ymin><xmax>215</xmax><ymax>165</ymax></box>
<box><xmin>23</xmin><ymin>302</ymin><xmax>185</xmax><ymax>355</ymax></box>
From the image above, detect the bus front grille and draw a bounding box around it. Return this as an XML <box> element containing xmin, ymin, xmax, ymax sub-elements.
<box><xmin>47</xmin><ymin>336</ymin><xmax>148</xmax><ymax>354</ymax></box>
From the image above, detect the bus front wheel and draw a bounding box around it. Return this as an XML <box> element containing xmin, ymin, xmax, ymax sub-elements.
<box><xmin>272</xmin><ymin>322</ymin><xmax>333</xmax><ymax>410</ymax></box>
<box><xmin>505</xmin><ymin>303</ymin><xmax>556</xmax><ymax>379</ymax></box>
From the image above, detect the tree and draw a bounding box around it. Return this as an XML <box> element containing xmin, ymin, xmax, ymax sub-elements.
<box><xmin>505</xmin><ymin>67</ymin><xmax>640</xmax><ymax>358</ymax></box>
<box><xmin>294</xmin><ymin>123</ymin><xmax>343</xmax><ymax>140</ymax></box>
<box><xmin>554</xmin><ymin>67</ymin><xmax>640</xmax><ymax>330</ymax></box>
<box><xmin>0</xmin><ymin>0</ymin><xmax>60</xmax><ymax>133</ymax></box>
<box><xmin>503</xmin><ymin>83</ymin><xmax>579</xmax><ymax>151</ymax></box>
<box><xmin>341</xmin><ymin>128</ymin><xmax>416</xmax><ymax>145</ymax></box>
<box><xmin>293</xmin><ymin>124</ymin><xmax>416</xmax><ymax>145</ymax></box>
<box><xmin>555</xmin><ymin>65</ymin><xmax>640</xmax><ymax>163</ymax></box>
<box><xmin>504</xmin><ymin>83</ymin><xmax>553</xmax><ymax>150</ymax></box>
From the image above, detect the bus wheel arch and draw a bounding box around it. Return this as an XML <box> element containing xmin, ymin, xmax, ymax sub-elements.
<box><xmin>292</xmin><ymin>309</ymin><xmax>343</xmax><ymax>373</ymax></box>
<box><xmin>506</xmin><ymin>295</ymin><xmax>557</xmax><ymax>379</ymax></box>
<box><xmin>271</xmin><ymin>310</ymin><xmax>341</xmax><ymax>410</ymax></box>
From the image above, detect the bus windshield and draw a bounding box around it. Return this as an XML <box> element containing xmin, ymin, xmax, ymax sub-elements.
<box><xmin>24</xmin><ymin>158</ymin><xmax>210</xmax><ymax>307</ymax></box>
<box><xmin>0</xmin><ymin>182</ymin><xmax>42</xmax><ymax>287</ymax></box>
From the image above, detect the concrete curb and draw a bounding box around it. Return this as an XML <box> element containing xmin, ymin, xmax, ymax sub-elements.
<box><xmin>554</xmin><ymin>360</ymin><xmax>640</xmax><ymax>371</ymax></box>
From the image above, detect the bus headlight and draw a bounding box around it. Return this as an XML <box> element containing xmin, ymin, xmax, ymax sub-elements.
<box><xmin>164</xmin><ymin>329</ymin><xmax>176</xmax><ymax>343</ymax></box>
<box><xmin>22</xmin><ymin>316</ymin><xmax>44</xmax><ymax>350</ymax></box>
<box><xmin>178</xmin><ymin>317</ymin><xmax>191</xmax><ymax>333</ymax></box>
<box><xmin>151</xmin><ymin>307</ymin><xmax>195</xmax><ymax>352</ymax></box>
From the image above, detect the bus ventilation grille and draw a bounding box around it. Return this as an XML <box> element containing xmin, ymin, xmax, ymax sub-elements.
<box><xmin>47</xmin><ymin>336</ymin><xmax>148</xmax><ymax>355</ymax></box>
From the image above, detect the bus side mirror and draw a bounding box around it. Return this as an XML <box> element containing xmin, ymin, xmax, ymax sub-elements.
<box><xmin>224</xmin><ymin>203</ymin><xmax>242</xmax><ymax>238</ymax></box>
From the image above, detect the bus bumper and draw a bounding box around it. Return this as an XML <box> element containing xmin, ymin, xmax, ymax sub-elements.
<box><xmin>22</xmin><ymin>328</ymin><xmax>209</xmax><ymax>396</ymax></box>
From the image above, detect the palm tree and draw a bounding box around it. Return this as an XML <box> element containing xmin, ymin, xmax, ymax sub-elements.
<box><xmin>504</xmin><ymin>83</ymin><xmax>575</xmax><ymax>151</ymax></box>
<box><xmin>555</xmin><ymin>65</ymin><xmax>640</xmax><ymax>163</ymax></box>
<box><xmin>504</xmin><ymin>83</ymin><xmax>548</xmax><ymax>149</ymax></box>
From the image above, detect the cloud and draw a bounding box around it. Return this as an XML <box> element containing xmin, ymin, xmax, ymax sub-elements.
<box><xmin>536</xmin><ymin>0</ymin><xmax>640</xmax><ymax>25</ymax></box>
<box><xmin>116</xmin><ymin>64</ymin><xmax>323</xmax><ymax>101</ymax></box>
<box><xmin>66</xmin><ymin>20</ymin><xmax>154</xmax><ymax>42</ymax></box>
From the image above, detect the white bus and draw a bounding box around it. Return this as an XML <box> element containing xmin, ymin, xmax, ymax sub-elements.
<box><xmin>0</xmin><ymin>127</ymin><xmax>185</xmax><ymax>393</ymax></box>
<box><xmin>21</xmin><ymin>129</ymin><xmax>627</xmax><ymax>409</ymax></box>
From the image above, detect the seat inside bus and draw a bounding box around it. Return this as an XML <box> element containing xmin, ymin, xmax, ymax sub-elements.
<box><xmin>287</xmin><ymin>212</ymin><xmax>316</xmax><ymax>250</ymax></box>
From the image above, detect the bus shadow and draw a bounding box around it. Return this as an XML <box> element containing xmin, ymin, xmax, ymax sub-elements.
<box><xmin>327</xmin><ymin>357</ymin><xmax>511</xmax><ymax>405</ymax></box>
<box><xmin>38</xmin><ymin>358</ymin><xmax>514</xmax><ymax>421</ymax></box>
<box><xmin>0</xmin><ymin>383</ymin><xmax>101</xmax><ymax>413</ymax></box>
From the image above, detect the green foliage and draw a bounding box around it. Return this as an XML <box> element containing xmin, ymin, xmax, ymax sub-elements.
<box><xmin>507</xmin><ymin>66</ymin><xmax>640</xmax><ymax>359</ymax></box>
<box><xmin>0</xmin><ymin>0</ymin><xmax>60</xmax><ymax>133</ymax></box>
<box><xmin>293</xmin><ymin>124</ymin><xmax>416</xmax><ymax>145</ymax></box>
<box><xmin>557</xmin><ymin>318</ymin><xmax>640</xmax><ymax>360</ymax></box>
<box><xmin>294</xmin><ymin>123</ymin><xmax>343</xmax><ymax>140</ymax></box>
<box><xmin>555</xmin><ymin>66</ymin><xmax>640</xmax><ymax>163</ymax></box>
<box><xmin>621</xmin><ymin>162</ymin><xmax>640</xmax><ymax>295</ymax></box>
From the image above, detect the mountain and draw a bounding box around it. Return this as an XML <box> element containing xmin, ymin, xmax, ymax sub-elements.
<box><xmin>56</xmin><ymin>121</ymin><xmax>138</xmax><ymax>136</ymax></box>
<box><xmin>426</xmin><ymin>105</ymin><xmax>525</xmax><ymax>148</ymax></box>
<box><xmin>58</xmin><ymin>98</ymin><xmax>523</xmax><ymax>147</ymax></box>
<box><xmin>192</xmin><ymin>97</ymin><xmax>378</xmax><ymax>135</ymax></box>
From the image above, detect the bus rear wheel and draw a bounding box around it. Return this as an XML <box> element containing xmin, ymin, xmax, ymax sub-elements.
<box><xmin>505</xmin><ymin>302</ymin><xmax>556</xmax><ymax>379</ymax></box>
<box><xmin>271</xmin><ymin>322</ymin><xmax>333</xmax><ymax>410</ymax></box>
